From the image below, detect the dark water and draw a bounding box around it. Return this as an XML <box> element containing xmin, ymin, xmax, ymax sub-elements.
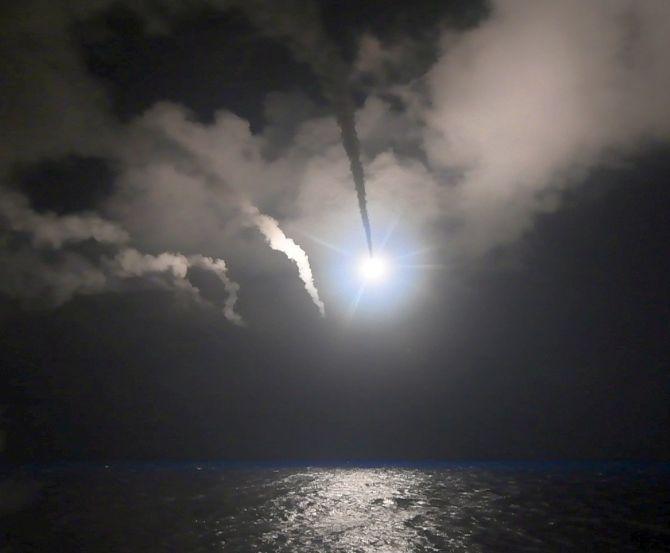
<box><xmin>2</xmin><ymin>463</ymin><xmax>669</xmax><ymax>552</ymax></box>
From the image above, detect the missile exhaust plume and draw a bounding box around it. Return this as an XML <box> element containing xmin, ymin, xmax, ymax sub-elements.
<box><xmin>244</xmin><ymin>205</ymin><xmax>325</xmax><ymax>316</ymax></box>
<box><xmin>234</xmin><ymin>0</ymin><xmax>374</xmax><ymax>256</ymax></box>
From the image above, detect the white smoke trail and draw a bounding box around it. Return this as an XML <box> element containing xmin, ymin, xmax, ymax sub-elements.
<box><xmin>113</xmin><ymin>248</ymin><xmax>245</xmax><ymax>325</ymax></box>
<box><xmin>244</xmin><ymin>205</ymin><xmax>325</xmax><ymax>316</ymax></box>
<box><xmin>114</xmin><ymin>248</ymin><xmax>189</xmax><ymax>279</ymax></box>
<box><xmin>189</xmin><ymin>254</ymin><xmax>244</xmax><ymax>326</ymax></box>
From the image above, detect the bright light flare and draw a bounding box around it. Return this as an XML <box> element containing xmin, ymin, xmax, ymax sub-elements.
<box><xmin>359</xmin><ymin>256</ymin><xmax>389</xmax><ymax>282</ymax></box>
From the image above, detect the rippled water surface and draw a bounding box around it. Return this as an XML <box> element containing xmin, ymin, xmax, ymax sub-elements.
<box><xmin>3</xmin><ymin>464</ymin><xmax>669</xmax><ymax>551</ymax></box>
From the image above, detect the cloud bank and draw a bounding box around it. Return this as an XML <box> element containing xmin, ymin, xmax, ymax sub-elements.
<box><xmin>0</xmin><ymin>186</ymin><xmax>243</xmax><ymax>323</ymax></box>
<box><xmin>423</xmin><ymin>0</ymin><xmax>670</xmax><ymax>253</ymax></box>
<box><xmin>0</xmin><ymin>188</ymin><xmax>129</xmax><ymax>248</ymax></box>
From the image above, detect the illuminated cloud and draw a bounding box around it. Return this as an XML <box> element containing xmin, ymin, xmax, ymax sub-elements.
<box><xmin>424</xmin><ymin>0</ymin><xmax>670</xmax><ymax>254</ymax></box>
<box><xmin>0</xmin><ymin>188</ymin><xmax>129</xmax><ymax>248</ymax></box>
<box><xmin>0</xmin><ymin>189</ymin><xmax>243</xmax><ymax>322</ymax></box>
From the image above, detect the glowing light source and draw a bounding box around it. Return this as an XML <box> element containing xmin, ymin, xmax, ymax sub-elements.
<box><xmin>359</xmin><ymin>256</ymin><xmax>389</xmax><ymax>282</ymax></box>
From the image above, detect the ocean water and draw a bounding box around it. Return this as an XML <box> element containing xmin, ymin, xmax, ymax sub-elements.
<box><xmin>2</xmin><ymin>463</ymin><xmax>669</xmax><ymax>552</ymax></box>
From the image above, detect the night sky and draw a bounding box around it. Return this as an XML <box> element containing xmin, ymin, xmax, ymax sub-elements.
<box><xmin>1</xmin><ymin>0</ymin><xmax>669</xmax><ymax>463</ymax></box>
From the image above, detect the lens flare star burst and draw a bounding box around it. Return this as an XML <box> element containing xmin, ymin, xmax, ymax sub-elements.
<box><xmin>303</xmin><ymin>217</ymin><xmax>440</xmax><ymax>319</ymax></box>
<box><xmin>359</xmin><ymin>256</ymin><xmax>389</xmax><ymax>282</ymax></box>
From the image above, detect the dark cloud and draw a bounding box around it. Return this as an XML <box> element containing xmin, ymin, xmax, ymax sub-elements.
<box><xmin>12</xmin><ymin>156</ymin><xmax>116</xmax><ymax>215</ymax></box>
<box><xmin>78</xmin><ymin>4</ymin><xmax>323</xmax><ymax>128</ymax></box>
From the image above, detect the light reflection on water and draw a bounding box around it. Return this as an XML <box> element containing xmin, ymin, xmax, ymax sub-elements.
<box><xmin>258</xmin><ymin>469</ymin><xmax>442</xmax><ymax>551</ymax></box>
<box><xmin>203</xmin><ymin>466</ymin><xmax>667</xmax><ymax>552</ymax></box>
<box><xmin>5</xmin><ymin>464</ymin><xmax>670</xmax><ymax>551</ymax></box>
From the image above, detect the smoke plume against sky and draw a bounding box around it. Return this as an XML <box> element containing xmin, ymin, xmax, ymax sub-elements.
<box><xmin>234</xmin><ymin>0</ymin><xmax>375</xmax><ymax>255</ymax></box>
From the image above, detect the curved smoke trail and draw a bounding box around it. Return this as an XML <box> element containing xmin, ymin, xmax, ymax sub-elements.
<box><xmin>234</xmin><ymin>0</ymin><xmax>374</xmax><ymax>256</ymax></box>
<box><xmin>243</xmin><ymin>204</ymin><xmax>325</xmax><ymax>316</ymax></box>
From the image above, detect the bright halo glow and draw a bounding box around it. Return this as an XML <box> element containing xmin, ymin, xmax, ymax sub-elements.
<box><xmin>359</xmin><ymin>256</ymin><xmax>389</xmax><ymax>282</ymax></box>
